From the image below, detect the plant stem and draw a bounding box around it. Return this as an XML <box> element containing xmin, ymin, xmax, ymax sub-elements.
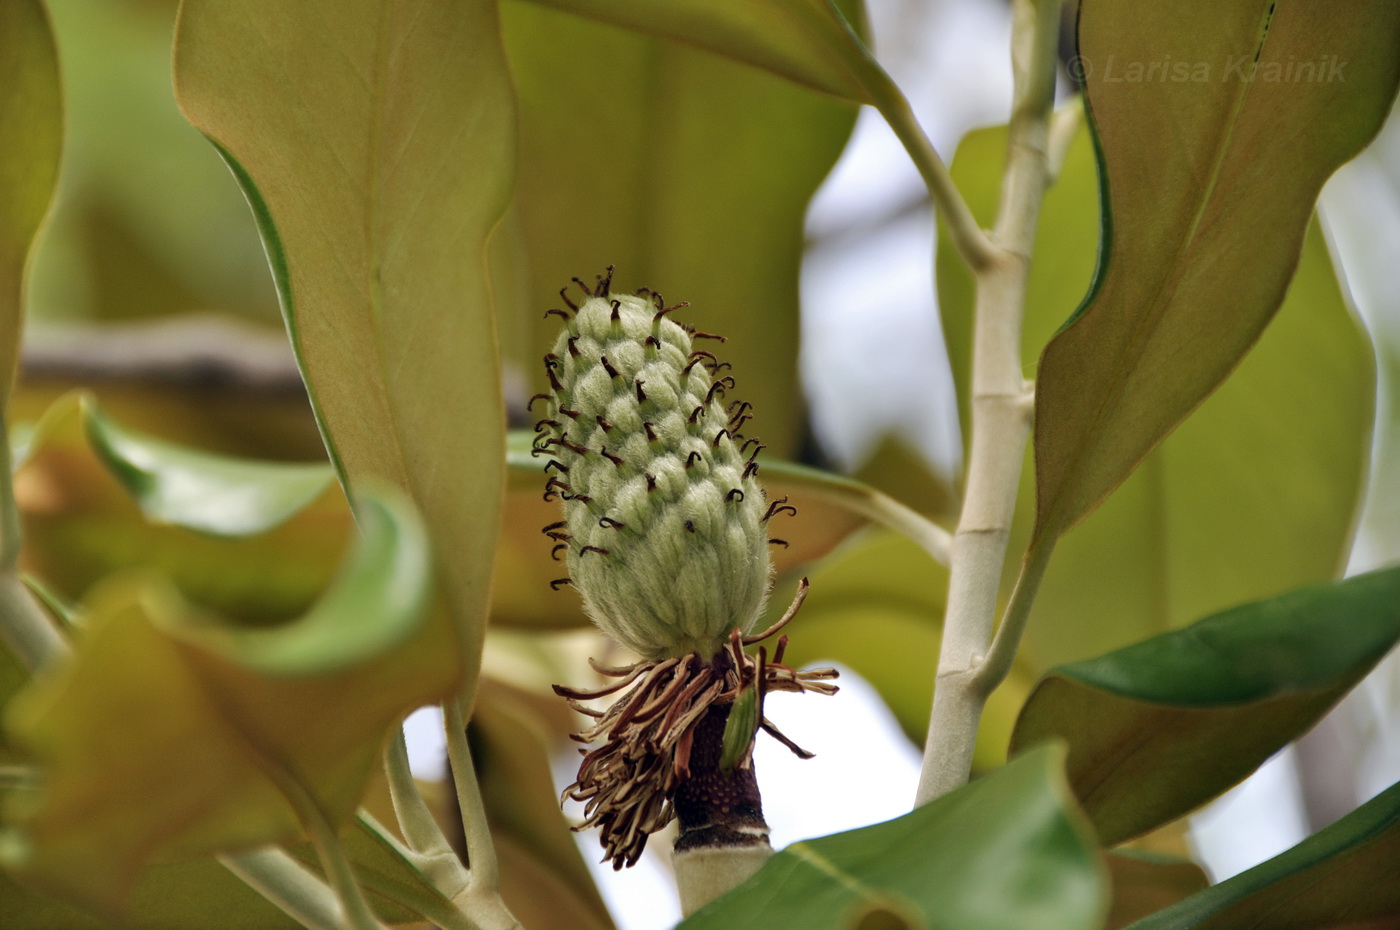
<box><xmin>861</xmin><ymin>72</ymin><xmax>996</xmax><ymax>272</ymax></box>
<box><xmin>915</xmin><ymin>0</ymin><xmax>1063</xmax><ymax>806</ymax></box>
<box><xmin>220</xmin><ymin>849</ymin><xmax>343</xmax><ymax>930</ymax></box>
<box><xmin>0</xmin><ymin>570</ymin><xmax>66</xmax><ymax>671</ymax></box>
<box><xmin>383</xmin><ymin>728</ymin><xmax>472</xmax><ymax>896</ymax></box>
<box><xmin>443</xmin><ymin>694</ymin><xmax>521</xmax><ymax>930</ymax></box>
<box><xmin>280</xmin><ymin>778</ymin><xmax>387</xmax><ymax>930</ymax></box>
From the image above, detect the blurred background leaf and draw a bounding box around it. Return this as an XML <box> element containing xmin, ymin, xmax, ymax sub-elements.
<box><xmin>1102</xmin><ymin>853</ymin><xmax>1208</xmax><ymax>930</ymax></box>
<box><xmin>496</xmin><ymin>0</ymin><xmax>860</xmax><ymax>457</ymax></box>
<box><xmin>13</xmin><ymin>393</ymin><xmax>348</xmax><ymax>625</ymax></box>
<box><xmin>514</xmin><ymin>0</ymin><xmax>874</xmax><ymax>101</ymax></box>
<box><xmin>2</xmin><ymin>490</ymin><xmax>445</xmax><ymax>914</ymax></box>
<box><xmin>1126</xmin><ymin>776</ymin><xmax>1400</xmax><ymax>929</ymax></box>
<box><xmin>28</xmin><ymin>0</ymin><xmax>278</xmax><ymax>326</ymax></box>
<box><xmin>0</xmin><ymin>856</ymin><xmax>304</xmax><ymax>930</ymax></box>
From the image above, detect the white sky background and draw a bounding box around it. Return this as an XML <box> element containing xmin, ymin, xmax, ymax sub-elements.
<box><xmin>404</xmin><ymin>1</ymin><xmax>1400</xmax><ymax>926</ymax></box>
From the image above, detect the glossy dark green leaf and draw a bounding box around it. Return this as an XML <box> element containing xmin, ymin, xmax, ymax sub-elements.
<box><xmin>174</xmin><ymin>0</ymin><xmax>514</xmax><ymax>695</ymax></box>
<box><xmin>1034</xmin><ymin>2</ymin><xmax>1400</xmax><ymax>541</ymax></box>
<box><xmin>516</xmin><ymin>0</ymin><xmax>874</xmax><ymax>100</ymax></box>
<box><xmin>500</xmin><ymin>2</ymin><xmax>857</xmax><ymax>457</ymax></box>
<box><xmin>83</xmin><ymin>401</ymin><xmax>335</xmax><ymax>538</ymax></box>
<box><xmin>1</xmin><ymin>489</ymin><xmax>451</xmax><ymax>912</ymax></box>
<box><xmin>1011</xmin><ymin>566</ymin><xmax>1400</xmax><ymax>847</ymax></box>
<box><xmin>679</xmin><ymin>744</ymin><xmax>1106</xmax><ymax>930</ymax></box>
<box><xmin>939</xmin><ymin>118</ymin><xmax>1370</xmax><ymax>675</ymax></box>
<box><xmin>1126</xmin><ymin>778</ymin><xmax>1400</xmax><ymax>929</ymax></box>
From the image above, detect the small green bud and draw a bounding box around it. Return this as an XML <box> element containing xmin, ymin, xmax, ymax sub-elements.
<box><xmin>719</xmin><ymin>683</ymin><xmax>760</xmax><ymax>774</ymax></box>
<box><xmin>537</xmin><ymin>275</ymin><xmax>770</xmax><ymax>659</ymax></box>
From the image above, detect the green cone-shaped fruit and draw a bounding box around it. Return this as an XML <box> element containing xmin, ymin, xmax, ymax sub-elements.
<box><xmin>537</xmin><ymin>283</ymin><xmax>770</xmax><ymax>659</ymax></box>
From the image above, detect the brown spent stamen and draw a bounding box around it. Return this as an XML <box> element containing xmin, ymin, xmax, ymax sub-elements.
<box><xmin>555</xmin><ymin>578</ymin><xmax>837</xmax><ymax>869</ymax></box>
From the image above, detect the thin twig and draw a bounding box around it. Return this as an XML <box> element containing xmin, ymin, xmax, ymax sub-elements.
<box><xmin>859</xmin><ymin>70</ymin><xmax>997</xmax><ymax>272</ymax></box>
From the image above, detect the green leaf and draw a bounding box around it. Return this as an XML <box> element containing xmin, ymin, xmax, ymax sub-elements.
<box><xmin>1</xmin><ymin>488</ymin><xmax>451</xmax><ymax>913</ymax></box>
<box><xmin>679</xmin><ymin>744</ymin><xmax>1106</xmax><ymax>930</ymax></box>
<box><xmin>173</xmin><ymin>0</ymin><xmax>514</xmax><ymax>695</ymax></box>
<box><xmin>1126</xmin><ymin>778</ymin><xmax>1400</xmax><ymax>929</ymax></box>
<box><xmin>0</xmin><ymin>856</ymin><xmax>303</xmax><ymax>930</ymax></box>
<box><xmin>1033</xmin><ymin>3</ymin><xmax>1400</xmax><ymax>541</ymax></box>
<box><xmin>83</xmin><ymin>400</ymin><xmax>336</xmax><ymax>538</ymax></box>
<box><xmin>939</xmin><ymin>117</ymin><xmax>1371</xmax><ymax>675</ymax></box>
<box><xmin>16</xmin><ymin>392</ymin><xmax>348</xmax><ymax>623</ymax></box>
<box><xmin>501</xmin><ymin>431</ymin><xmax>895</xmax><ymax>628</ymax></box>
<box><xmin>1011</xmin><ymin>566</ymin><xmax>1400</xmax><ymax>847</ymax></box>
<box><xmin>499</xmin><ymin>1</ymin><xmax>857</xmax><ymax>457</ymax></box>
<box><xmin>0</xmin><ymin>0</ymin><xmax>62</xmax><ymax>400</ymax></box>
<box><xmin>1103</xmin><ymin>853</ymin><xmax>1208</xmax><ymax>930</ymax></box>
<box><xmin>514</xmin><ymin>0</ymin><xmax>875</xmax><ymax>101</ymax></box>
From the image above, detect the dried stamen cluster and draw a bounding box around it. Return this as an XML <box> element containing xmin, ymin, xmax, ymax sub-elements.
<box><xmin>555</xmin><ymin>580</ymin><xmax>837</xmax><ymax>868</ymax></box>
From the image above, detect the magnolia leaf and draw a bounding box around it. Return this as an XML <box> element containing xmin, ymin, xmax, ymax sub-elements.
<box><xmin>0</xmin><ymin>856</ymin><xmax>303</xmax><ymax>930</ymax></box>
<box><xmin>1103</xmin><ymin>853</ymin><xmax>1208</xmax><ymax>930</ymax></box>
<box><xmin>0</xmin><ymin>0</ymin><xmax>61</xmax><ymax>403</ymax></box>
<box><xmin>14</xmin><ymin>393</ymin><xmax>348</xmax><ymax>623</ymax></box>
<box><xmin>1033</xmin><ymin>1</ymin><xmax>1400</xmax><ymax>541</ymax></box>
<box><xmin>514</xmin><ymin>0</ymin><xmax>874</xmax><ymax>101</ymax></box>
<box><xmin>679</xmin><ymin>744</ymin><xmax>1106</xmax><ymax>930</ymax></box>
<box><xmin>1126</xmin><ymin>778</ymin><xmax>1400</xmax><ymax>929</ymax></box>
<box><xmin>499</xmin><ymin>2</ymin><xmax>857</xmax><ymax>457</ymax></box>
<box><xmin>83</xmin><ymin>401</ymin><xmax>335</xmax><ymax>538</ymax></box>
<box><xmin>1</xmin><ymin>489</ymin><xmax>450</xmax><ymax>913</ymax></box>
<box><xmin>174</xmin><ymin>0</ymin><xmax>514</xmax><ymax>697</ymax></box>
<box><xmin>939</xmin><ymin>118</ymin><xmax>1370</xmax><ymax>675</ymax></box>
<box><xmin>1011</xmin><ymin>566</ymin><xmax>1400</xmax><ymax>847</ymax></box>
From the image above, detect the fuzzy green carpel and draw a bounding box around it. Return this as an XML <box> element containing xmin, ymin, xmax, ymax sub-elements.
<box><xmin>539</xmin><ymin>284</ymin><xmax>771</xmax><ymax>660</ymax></box>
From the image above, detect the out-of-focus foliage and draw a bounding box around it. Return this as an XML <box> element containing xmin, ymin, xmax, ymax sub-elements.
<box><xmin>498</xmin><ymin>0</ymin><xmax>860</xmax><ymax>456</ymax></box>
<box><xmin>3</xmin><ymin>490</ymin><xmax>443</xmax><ymax>911</ymax></box>
<box><xmin>679</xmin><ymin>745</ymin><xmax>1107</xmax><ymax>930</ymax></box>
<box><xmin>1125</xmin><ymin>779</ymin><xmax>1400</xmax><ymax>929</ymax></box>
<box><xmin>14</xmin><ymin>393</ymin><xmax>347</xmax><ymax>624</ymax></box>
